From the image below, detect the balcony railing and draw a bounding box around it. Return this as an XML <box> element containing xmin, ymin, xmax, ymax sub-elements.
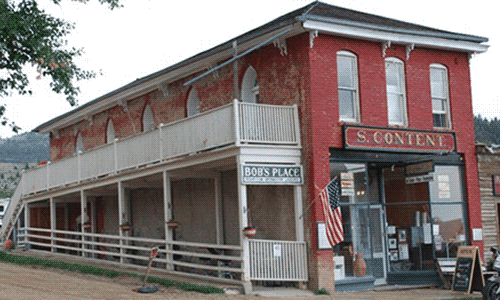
<box><xmin>21</xmin><ymin>100</ymin><xmax>300</xmax><ymax>196</ymax></box>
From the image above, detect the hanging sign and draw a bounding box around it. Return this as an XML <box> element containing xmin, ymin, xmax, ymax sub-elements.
<box><xmin>452</xmin><ymin>246</ymin><xmax>484</xmax><ymax>293</ymax></box>
<box><xmin>344</xmin><ymin>125</ymin><xmax>456</xmax><ymax>153</ymax></box>
<box><xmin>241</xmin><ymin>164</ymin><xmax>303</xmax><ymax>185</ymax></box>
<box><xmin>405</xmin><ymin>174</ymin><xmax>434</xmax><ymax>184</ymax></box>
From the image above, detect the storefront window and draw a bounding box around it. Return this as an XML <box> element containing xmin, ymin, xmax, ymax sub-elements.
<box><xmin>431</xmin><ymin>204</ymin><xmax>466</xmax><ymax>258</ymax></box>
<box><xmin>330</xmin><ymin>163</ymin><xmax>368</xmax><ymax>203</ymax></box>
<box><xmin>429</xmin><ymin>166</ymin><xmax>466</xmax><ymax>258</ymax></box>
<box><xmin>429</xmin><ymin>166</ymin><xmax>464</xmax><ymax>203</ymax></box>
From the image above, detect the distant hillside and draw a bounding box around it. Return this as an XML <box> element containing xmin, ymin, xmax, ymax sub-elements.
<box><xmin>474</xmin><ymin>115</ymin><xmax>500</xmax><ymax>145</ymax></box>
<box><xmin>0</xmin><ymin>132</ymin><xmax>50</xmax><ymax>163</ymax></box>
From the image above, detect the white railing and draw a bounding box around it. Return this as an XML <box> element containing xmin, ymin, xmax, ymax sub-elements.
<box><xmin>249</xmin><ymin>239</ymin><xmax>308</xmax><ymax>281</ymax></box>
<box><xmin>238</xmin><ymin>103</ymin><xmax>299</xmax><ymax>144</ymax></box>
<box><xmin>19</xmin><ymin>101</ymin><xmax>300</xmax><ymax>196</ymax></box>
<box><xmin>19</xmin><ymin>227</ymin><xmax>243</xmax><ymax>282</ymax></box>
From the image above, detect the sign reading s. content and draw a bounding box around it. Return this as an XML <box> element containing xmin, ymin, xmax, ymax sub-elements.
<box><xmin>241</xmin><ymin>164</ymin><xmax>303</xmax><ymax>185</ymax></box>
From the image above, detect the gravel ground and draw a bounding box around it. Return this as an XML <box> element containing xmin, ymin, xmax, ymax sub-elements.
<box><xmin>0</xmin><ymin>261</ymin><xmax>482</xmax><ymax>299</ymax></box>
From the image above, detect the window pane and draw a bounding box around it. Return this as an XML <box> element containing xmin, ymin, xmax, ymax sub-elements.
<box><xmin>385</xmin><ymin>62</ymin><xmax>401</xmax><ymax>90</ymax></box>
<box><xmin>388</xmin><ymin>94</ymin><xmax>403</xmax><ymax>124</ymax></box>
<box><xmin>330</xmin><ymin>163</ymin><xmax>367</xmax><ymax>203</ymax></box>
<box><xmin>432</xmin><ymin>99</ymin><xmax>445</xmax><ymax>112</ymax></box>
<box><xmin>429</xmin><ymin>166</ymin><xmax>464</xmax><ymax>203</ymax></box>
<box><xmin>339</xmin><ymin>89</ymin><xmax>355</xmax><ymax>119</ymax></box>
<box><xmin>337</xmin><ymin>56</ymin><xmax>354</xmax><ymax>88</ymax></box>
<box><xmin>431</xmin><ymin>204</ymin><xmax>466</xmax><ymax>258</ymax></box>
<box><xmin>430</xmin><ymin>68</ymin><xmax>446</xmax><ymax>98</ymax></box>
<box><xmin>337</xmin><ymin>205</ymin><xmax>373</xmax><ymax>278</ymax></box>
<box><xmin>433</xmin><ymin>114</ymin><xmax>446</xmax><ymax>128</ymax></box>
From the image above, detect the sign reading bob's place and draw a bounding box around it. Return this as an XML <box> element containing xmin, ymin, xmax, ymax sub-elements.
<box><xmin>241</xmin><ymin>164</ymin><xmax>303</xmax><ymax>185</ymax></box>
<box><xmin>344</xmin><ymin>125</ymin><xmax>456</xmax><ymax>153</ymax></box>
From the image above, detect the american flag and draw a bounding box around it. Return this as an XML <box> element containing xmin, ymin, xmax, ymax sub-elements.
<box><xmin>319</xmin><ymin>177</ymin><xmax>344</xmax><ymax>247</ymax></box>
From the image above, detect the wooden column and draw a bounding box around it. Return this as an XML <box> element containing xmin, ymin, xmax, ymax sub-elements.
<box><xmin>80</xmin><ymin>190</ymin><xmax>87</xmax><ymax>257</ymax></box>
<box><xmin>294</xmin><ymin>185</ymin><xmax>305</xmax><ymax>242</ymax></box>
<box><xmin>237</xmin><ymin>155</ymin><xmax>252</xmax><ymax>294</ymax></box>
<box><xmin>163</xmin><ymin>171</ymin><xmax>173</xmax><ymax>270</ymax></box>
<box><xmin>50</xmin><ymin>197</ymin><xmax>56</xmax><ymax>252</ymax></box>
<box><xmin>215</xmin><ymin>172</ymin><xmax>224</xmax><ymax>245</ymax></box>
<box><xmin>24</xmin><ymin>203</ymin><xmax>30</xmax><ymax>250</ymax></box>
<box><xmin>118</xmin><ymin>181</ymin><xmax>126</xmax><ymax>264</ymax></box>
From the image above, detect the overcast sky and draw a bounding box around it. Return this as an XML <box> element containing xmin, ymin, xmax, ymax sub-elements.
<box><xmin>1</xmin><ymin>0</ymin><xmax>497</xmax><ymax>138</ymax></box>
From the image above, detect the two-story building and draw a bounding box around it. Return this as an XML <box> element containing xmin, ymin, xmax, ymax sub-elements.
<box><xmin>0</xmin><ymin>2</ymin><xmax>488</xmax><ymax>293</ymax></box>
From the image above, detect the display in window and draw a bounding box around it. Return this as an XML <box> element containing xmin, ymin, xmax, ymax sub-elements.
<box><xmin>398</xmin><ymin>229</ymin><xmax>407</xmax><ymax>243</ymax></box>
<box><xmin>388</xmin><ymin>238</ymin><xmax>397</xmax><ymax>249</ymax></box>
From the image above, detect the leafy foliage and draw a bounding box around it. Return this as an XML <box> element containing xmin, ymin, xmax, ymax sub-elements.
<box><xmin>474</xmin><ymin>115</ymin><xmax>500</xmax><ymax>144</ymax></box>
<box><xmin>0</xmin><ymin>0</ymin><xmax>121</xmax><ymax>133</ymax></box>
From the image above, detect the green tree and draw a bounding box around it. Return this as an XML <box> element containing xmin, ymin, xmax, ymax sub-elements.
<box><xmin>0</xmin><ymin>0</ymin><xmax>122</xmax><ymax>132</ymax></box>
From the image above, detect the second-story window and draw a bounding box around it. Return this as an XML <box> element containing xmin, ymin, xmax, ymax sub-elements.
<box><xmin>241</xmin><ymin>66</ymin><xmax>259</xmax><ymax>103</ymax></box>
<box><xmin>385</xmin><ymin>57</ymin><xmax>407</xmax><ymax>126</ymax></box>
<box><xmin>337</xmin><ymin>51</ymin><xmax>360</xmax><ymax>122</ymax></box>
<box><xmin>430</xmin><ymin>64</ymin><xmax>451</xmax><ymax>128</ymax></box>
<box><xmin>187</xmin><ymin>88</ymin><xmax>200</xmax><ymax>116</ymax></box>
<box><xmin>106</xmin><ymin>119</ymin><xmax>115</xmax><ymax>143</ymax></box>
<box><xmin>142</xmin><ymin>104</ymin><xmax>155</xmax><ymax>132</ymax></box>
<box><xmin>75</xmin><ymin>132</ymin><xmax>84</xmax><ymax>154</ymax></box>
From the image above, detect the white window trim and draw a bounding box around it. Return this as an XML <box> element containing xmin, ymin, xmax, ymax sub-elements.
<box><xmin>142</xmin><ymin>104</ymin><xmax>155</xmax><ymax>132</ymax></box>
<box><xmin>385</xmin><ymin>57</ymin><xmax>408</xmax><ymax>126</ymax></box>
<box><xmin>337</xmin><ymin>51</ymin><xmax>360</xmax><ymax>122</ymax></box>
<box><xmin>75</xmin><ymin>132</ymin><xmax>84</xmax><ymax>154</ymax></box>
<box><xmin>241</xmin><ymin>66</ymin><xmax>259</xmax><ymax>104</ymax></box>
<box><xmin>106</xmin><ymin>119</ymin><xmax>116</xmax><ymax>144</ymax></box>
<box><xmin>187</xmin><ymin>88</ymin><xmax>200</xmax><ymax>116</ymax></box>
<box><xmin>430</xmin><ymin>63</ymin><xmax>451</xmax><ymax>129</ymax></box>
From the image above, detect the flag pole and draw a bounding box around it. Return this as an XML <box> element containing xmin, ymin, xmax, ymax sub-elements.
<box><xmin>298</xmin><ymin>176</ymin><xmax>338</xmax><ymax>219</ymax></box>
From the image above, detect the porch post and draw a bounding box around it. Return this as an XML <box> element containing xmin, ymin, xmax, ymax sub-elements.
<box><xmin>118</xmin><ymin>181</ymin><xmax>125</xmax><ymax>264</ymax></box>
<box><xmin>50</xmin><ymin>197</ymin><xmax>56</xmax><ymax>252</ymax></box>
<box><xmin>80</xmin><ymin>190</ymin><xmax>87</xmax><ymax>257</ymax></box>
<box><xmin>215</xmin><ymin>172</ymin><xmax>224</xmax><ymax>244</ymax></box>
<box><xmin>294</xmin><ymin>185</ymin><xmax>305</xmax><ymax>242</ymax></box>
<box><xmin>163</xmin><ymin>171</ymin><xmax>173</xmax><ymax>270</ymax></box>
<box><xmin>90</xmin><ymin>198</ymin><xmax>96</xmax><ymax>258</ymax></box>
<box><xmin>24</xmin><ymin>202</ymin><xmax>30</xmax><ymax>249</ymax></box>
<box><xmin>237</xmin><ymin>155</ymin><xmax>252</xmax><ymax>294</ymax></box>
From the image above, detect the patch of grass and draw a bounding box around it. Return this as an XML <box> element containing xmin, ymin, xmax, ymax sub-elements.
<box><xmin>0</xmin><ymin>251</ymin><xmax>224</xmax><ymax>294</ymax></box>
<box><xmin>314</xmin><ymin>288</ymin><xmax>330</xmax><ymax>295</ymax></box>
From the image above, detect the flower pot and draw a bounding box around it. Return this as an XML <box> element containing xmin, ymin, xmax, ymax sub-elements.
<box><xmin>353</xmin><ymin>252</ymin><xmax>367</xmax><ymax>277</ymax></box>
<box><xmin>167</xmin><ymin>221</ymin><xmax>179</xmax><ymax>229</ymax></box>
<box><xmin>120</xmin><ymin>226</ymin><xmax>131</xmax><ymax>232</ymax></box>
<box><xmin>243</xmin><ymin>226</ymin><xmax>257</xmax><ymax>238</ymax></box>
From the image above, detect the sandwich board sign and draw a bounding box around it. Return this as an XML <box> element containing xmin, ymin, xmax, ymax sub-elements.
<box><xmin>452</xmin><ymin>246</ymin><xmax>484</xmax><ymax>293</ymax></box>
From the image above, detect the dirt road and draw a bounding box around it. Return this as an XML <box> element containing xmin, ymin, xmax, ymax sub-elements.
<box><xmin>0</xmin><ymin>261</ymin><xmax>480</xmax><ymax>299</ymax></box>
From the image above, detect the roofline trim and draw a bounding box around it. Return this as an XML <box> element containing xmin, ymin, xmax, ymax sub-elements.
<box><xmin>303</xmin><ymin>20</ymin><xmax>489</xmax><ymax>53</ymax></box>
<box><xmin>298</xmin><ymin>14</ymin><xmax>488</xmax><ymax>43</ymax></box>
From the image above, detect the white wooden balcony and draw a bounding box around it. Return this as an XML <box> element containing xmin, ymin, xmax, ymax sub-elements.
<box><xmin>21</xmin><ymin>100</ymin><xmax>301</xmax><ymax>196</ymax></box>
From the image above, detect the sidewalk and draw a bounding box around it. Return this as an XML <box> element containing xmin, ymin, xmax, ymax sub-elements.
<box><xmin>251</xmin><ymin>286</ymin><xmax>482</xmax><ymax>299</ymax></box>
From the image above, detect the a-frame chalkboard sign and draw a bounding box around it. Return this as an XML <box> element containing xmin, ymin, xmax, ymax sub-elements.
<box><xmin>452</xmin><ymin>246</ymin><xmax>484</xmax><ymax>293</ymax></box>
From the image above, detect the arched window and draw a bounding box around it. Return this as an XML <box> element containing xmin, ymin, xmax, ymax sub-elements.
<box><xmin>142</xmin><ymin>104</ymin><xmax>155</xmax><ymax>132</ymax></box>
<box><xmin>430</xmin><ymin>64</ymin><xmax>451</xmax><ymax>128</ymax></box>
<box><xmin>106</xmin><ymin>119</ymin><xmax>116</xmax><ymax>143</ymax></box>
<box><xmin>241</xmin><ymin>66</ymin><xmax>259</xmax><ymax>103</ymax></box>
<box><xmin>385</xmin><ymin>57</ymin><xmax>407</xmax><ymax>126</ymax></box>
<box><xmin>75</xmin><ymin>132</ymin><xmax>84</xmax><ymax>154</ymax></box>
<box><xmin>337</xmin><ymin>51</ymin><xmax>360</xmax><ymax>122</ymax></box>
<box><xmin>187</xmin><ymin>88</ymin><xmax>200</xmax><ymax>116</ymax></box>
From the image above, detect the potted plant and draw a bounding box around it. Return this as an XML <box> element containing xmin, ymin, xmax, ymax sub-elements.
<box><xmin>83</xmin><ymin>222</ymin><xmax>91</xmax><ymax>231</ymax></box>
<box><xmin>119</xmin><ymin>221</ymin><xmax>131</xmax><ymax>232</ymax></box>
<box><xmin>243</xmin><ymin>225</ymin><xmax>257</xmax><ymax>238</ymax></box>
<box><xmin>166</xmin><ymin>219</ymin><xmax>179</xmax><ymax>229</ymax></box>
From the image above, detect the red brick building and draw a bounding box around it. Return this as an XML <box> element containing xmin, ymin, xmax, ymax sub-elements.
<box><xmin>1</xmin><ymin>2</ymin><xmax>488</xmax><ymax>293</ymax></box>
